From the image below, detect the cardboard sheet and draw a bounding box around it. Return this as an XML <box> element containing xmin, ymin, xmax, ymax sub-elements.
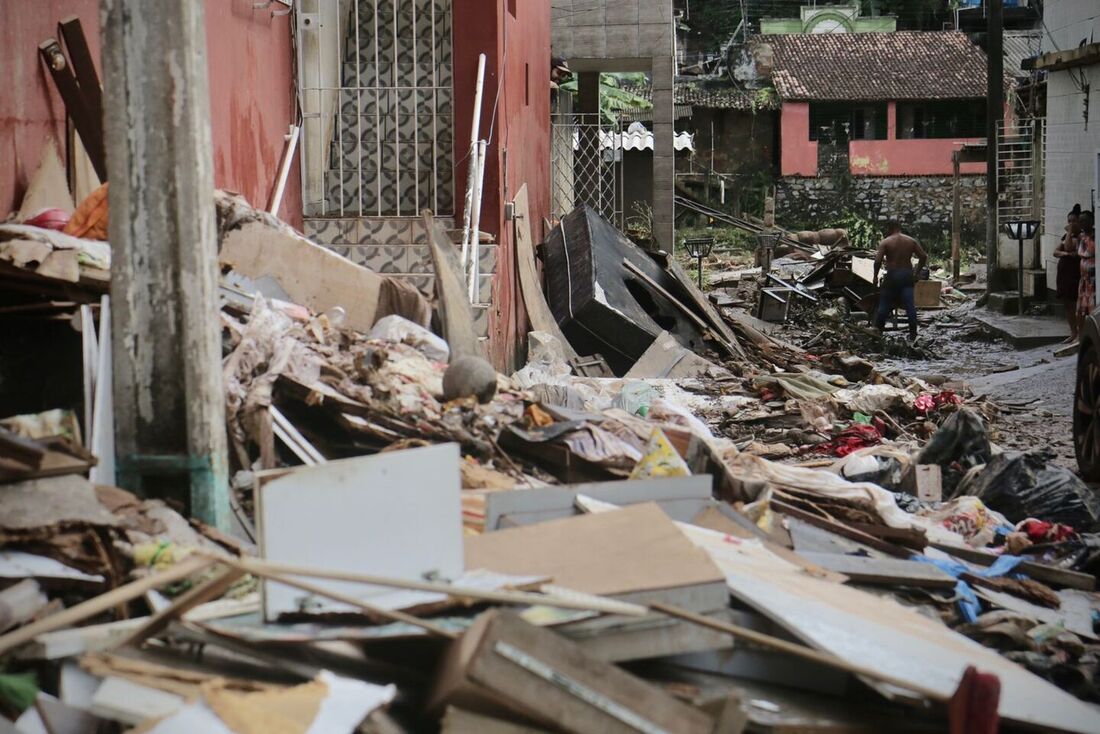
<box><xmin>465</xmin><ymin>503</ymin><xmax>723</xmax><ymax>596</ymax></box>
<box><xmin>220</xmin><ymin>222</ymin><xmax>385</xmax><ymax>332</ymax></box>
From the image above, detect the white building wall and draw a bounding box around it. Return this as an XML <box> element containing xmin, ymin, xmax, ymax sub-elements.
<box><xmin>1040</xmin><ymin>0</ymin><xmax>1100</xmax><ymax>261</ymax></box>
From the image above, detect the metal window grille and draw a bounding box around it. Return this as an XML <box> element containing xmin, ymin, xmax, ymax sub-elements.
<box><xmin>296</xmin><ymin>0</ymin><xmax>454</xmax><ymax>218</ymax></box>
<box><xmin>550</xmin><ymin>112</ymin><xmax>624</xmax><ymax>228</ymax></box>
<box><xmin>996</xmin><ymin>118</ymin><xmax>1045</xmax><ymax>231</ymax></box>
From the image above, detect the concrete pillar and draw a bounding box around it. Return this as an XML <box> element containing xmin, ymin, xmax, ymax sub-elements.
<box><xmin>651</xmin><ymin>55</ymin><xmax>675</xmax><ymax>250</ymax></box>
<box><xmin>102</xmin><ymin>0</ymin><xmax>230</xmax><ymax>528</ymax></box>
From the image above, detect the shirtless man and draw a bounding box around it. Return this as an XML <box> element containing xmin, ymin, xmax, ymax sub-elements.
<box><xmin>873</xmin><ymin>220</ymin><xmax>928</xmax><ymax>340</ymax></box>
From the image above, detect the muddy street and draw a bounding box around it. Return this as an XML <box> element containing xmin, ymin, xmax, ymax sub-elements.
<box><xmin>877</xmin><ymin>309</ymin><xmax>1079</xmax><ymax>470</ymax></box>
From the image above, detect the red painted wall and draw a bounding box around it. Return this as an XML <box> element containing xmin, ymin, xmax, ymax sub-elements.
<box><xmin>204</xmin><ymin>1</ymin><xmax>301</xmax><ymax>228</ymax></box>
<box><xmin>454</xmin><ymin>0</ymin><xmax>551</xmax><ymax>372</ymax></box>
<box><xmin>0</xmin><ymin>0</ymin><xmax>300</xmax><ymax>228</ymax></box>
<box><xmin>781</xmin><ymin>100</ymin><xmax>986</xmax><ymax>178</ymax></box>
<box><xmin>0</xmin><ymin>0</ymin><xmax>102</xmax><ymax>218</ymax></box>
<box><xmin>780</xmin><ymin>102</ymin><xmax>817</xmax><ymax>176</ymax></box>
<box><xmin>849</xmin><ymin>138</ymin><xmax>985</xmax><ymax>176</ymax></box>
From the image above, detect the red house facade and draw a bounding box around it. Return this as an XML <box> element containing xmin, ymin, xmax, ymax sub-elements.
<box><xmin>758</xmin><ymin>31</ymin><xmax>993</xmax><ymax>238</ymax></box>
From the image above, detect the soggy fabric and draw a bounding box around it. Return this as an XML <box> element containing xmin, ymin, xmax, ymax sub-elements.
<box><xmin>814</xmin><ymin>423</ymin><xmax>882</xmax><ymax>457</ymax></box>
<box><xmin>726</xmin><ymin>452</ymin><xmax>967</xmax><ymax>545</ymax></box>
<box><xmin>917</xmin><ymin>496</ymin><xmax>1013</xmax><ymax>547</ymax></box>
<box><xmin>63</xmin><ymin>182</ymin><xmax>109</xmax><ymax>240</ymax></box>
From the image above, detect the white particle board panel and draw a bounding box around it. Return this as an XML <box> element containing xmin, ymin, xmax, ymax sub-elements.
<box><xmin>258</xmin><ymin>443</ymin><xmax>463</xmax><ymax>620</ymax></box>
<box><xmin>680</xmin><ymin>522</ymin><xmax>1100</xmax><ymax>734</ymax></box>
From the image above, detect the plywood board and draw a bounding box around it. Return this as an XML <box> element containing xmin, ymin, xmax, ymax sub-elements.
<box><xmin>679</xmin><ymin>522</ymin><xmax>1100</xmax><ymax>733</ymax></box>
<box><xmin>258</xmin><ymin>444</ymin><xmax>464</xmax><ymax>620</ymax></box>
<box><xmin>423</xmin><ymin>212</ymin><xmax>482</xmax><ymax>359</ymax></box>
<box><xmin>466</xmin><ymin>503</ymin><xmax>723</xmax><ymax>597</ymax></box>
<box><xmin>430</xmin><ymin>610</ymin><xmax>714</xmax><ymax>734</ymax></box>
<box><xmin>220</xmin><ymin>222</ymin><xmax>383</xmax><ymax>332</ymax></box>
<box><xmin>623</xmin><ymin>330</ymin><xmax>727</xmax><ymax>379</ymax></box>
<box><xmin>513</xmin><ymin>184</ymin><xmax>578</xmax><ymax>360</ymax></box>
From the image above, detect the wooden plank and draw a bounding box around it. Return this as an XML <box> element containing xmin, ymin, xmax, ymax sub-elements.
<box><xmin>442</xmin><ymin>706</ymin><xmax>554</xmax><ymax>733</ymax></box>
<box><xmin>512</xmin><ymin>184</ymin><xmax>578</xmax><ymax>360</ymax></box>
<box><xmin>0</xmin><ymin>554</ymin><xmax>212</xmax><ymax>656</ymax></box>
<box><xmin>118</xmin><ymin>565</ymin><xmax>246</xmax><ymax>648</ymax></box>
<box><xmin>795</xmin><ymin>553</ymin><xmax>956</xmax><ymax>589</ymax></box>
<box><xmin>663</xmin><ymin>257</ymin><xmax>746</xmax><ymax>359</ymax></box>
<box><xmin>423</xmin><ymin>210</ymin><xmax>482</xmax><ymax>359</ymax></box>
<box><xmin>771</xmin><ymin>501</ymin><xmax>911</xmax><ymax>559</ymax></box>
<box><xmin>428</xmin><ymin>609</ymin><xmax>715</xmax><ymax>733</ymax></box>
<box><xmin>678</xmin><ymin>525</ymin><xmax>1100</xmax><ymax>733</ymax></box>
<box><xmin>483</xmin><ymin>476</ymin><xmax>712</xmax><ymax>531</ymax></box>
<box><xmin>621</xmin><ymin>258</ymin><xmax>739</xmax><ymax>357</ymax></box>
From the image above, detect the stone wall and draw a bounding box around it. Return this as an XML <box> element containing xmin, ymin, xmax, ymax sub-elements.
<box><xmin>776</xmin><ymin>175</ymin><xmax>987</xmax><ymax>244</ymax></box>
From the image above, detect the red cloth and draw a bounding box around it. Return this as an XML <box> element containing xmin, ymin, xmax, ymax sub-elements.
<box><xmin>948</xmin><ymin>666</ymin><xmax>1000</xmax><ymax>734</ymax></box>
<box><xmin>815</xmin><ymin>423</ymin><xmax>882</xmax><ymax>457</ymax></box>
<box><xmin>1018</xmin><ymin>518</ymin><xmax>1076</xmax><ymax>543</ymax></box>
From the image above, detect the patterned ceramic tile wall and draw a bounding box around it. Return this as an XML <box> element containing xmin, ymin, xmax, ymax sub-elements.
<box><xmin>323</xmin><ymin>0</ymin><xmax>454</xmax><ymax>216</ymax></box>
<box><xmin>304</xmin><ymin>215</ymin><xmax>494</xmax><ymax>286</ymax></box>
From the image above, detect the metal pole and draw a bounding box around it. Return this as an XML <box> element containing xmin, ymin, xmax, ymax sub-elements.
<box><xmin>461</xmin><ymin>54</ymin><xmax>487</xmax><ymax>265</ymax></box>
<box><xmin>985</xmin><ymin>0</ymin><xmax>1004</xmax><ymax>294</ymax></box>
<box><xmin>1018</xmin><ymin>236</ymin><xmax>1025</xmax><ymax>315</ymax></box>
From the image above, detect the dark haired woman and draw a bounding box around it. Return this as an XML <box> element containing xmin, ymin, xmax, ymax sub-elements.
<box><xmin>1054</xmin><ymin>204</ymin><xmax>1083</xmax><ymax>342</ymax></box>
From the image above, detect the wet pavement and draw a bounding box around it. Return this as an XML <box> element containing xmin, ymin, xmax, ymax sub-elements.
<box><xmin>878</xmin><ymin>306</ymin><xmax>1078</xmax><ymax>470</ymax></box>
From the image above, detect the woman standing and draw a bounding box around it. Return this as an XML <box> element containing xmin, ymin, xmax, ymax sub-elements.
<box><xmin>1079</xmin><ymin>209</ymin><xmax>1097</xmax><ymax>324</ymax></box>
<box><xmin>1055</xmin><ymin>204</ymin><xmax>1082</xmax><ymax>342</ymax></box>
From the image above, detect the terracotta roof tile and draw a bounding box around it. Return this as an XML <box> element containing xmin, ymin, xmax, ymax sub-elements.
<box><xmin>757</xmin><ymin>31</ymin><xmax>989</xmax><ymax>101</ymax></box>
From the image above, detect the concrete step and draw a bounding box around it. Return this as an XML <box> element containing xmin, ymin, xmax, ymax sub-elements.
<box><xmin>971</xmin><ymin>308</ymin><xmax>1070</xmax><ymax>348</ymax></box>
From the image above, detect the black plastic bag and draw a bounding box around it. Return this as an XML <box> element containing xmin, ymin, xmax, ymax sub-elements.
<box><xmin>961</xmin><ymin>450</ymin><xmax>1100</xmax><ymax>531</ymax></box>
<box><xmin>916</xmin><ymin>408</ymin><xmax>992</xmax><ymax>496</ymax></box>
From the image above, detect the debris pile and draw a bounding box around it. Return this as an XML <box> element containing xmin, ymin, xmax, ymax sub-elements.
<box><xmin>2</xmin><ymin>188</ymin><xmax>1100</xmax><ymax>732</ymax></box>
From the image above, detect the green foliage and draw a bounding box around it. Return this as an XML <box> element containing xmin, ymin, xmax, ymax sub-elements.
<box><xmin>750</xmin><ymin>87</ymin><xmax>777</xmax><ymax>113</ymax></box>
<box><xmin>830</xmin><ymin>211</ymin><xmax>882</xmax><ymax>251</ymax></box>
<box><xmin>559</xmin><ymin>73</ymin><xmax>652</xmax><ymax>125</ymax></box>
<box><xmin>0</xmin><ymin>671</ymin><xmax>38</xmax><ymax>715</ymax></box>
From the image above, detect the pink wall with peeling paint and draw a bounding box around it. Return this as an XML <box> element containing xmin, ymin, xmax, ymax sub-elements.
<box><xmin>849</xmin><ymin>139</ymin><xmax>985</xmax><ymax>175</ymax></box>
<box><xmin>0</xmin><ymin>0</ymin><xmax>301</xmax><ymax>228</ymax></box>
<box><xmin>780</xmin><ymin>102</ymin><xmax>818</xmax><ymax>176</ymax></box>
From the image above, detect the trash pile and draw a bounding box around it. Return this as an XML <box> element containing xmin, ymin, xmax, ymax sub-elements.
<box><xmin>3</xmin><ymin>176</ymin><xmax>1100</xmax><ymax>732</ymax></box>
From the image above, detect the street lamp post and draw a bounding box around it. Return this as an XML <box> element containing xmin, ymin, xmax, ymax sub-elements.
<box><xmin>1004</xmin><ymin>220</ymin><xmax>1040</xmax><ymax>316</ymax></box>
<box><xmin>684</xmin><ymin>236</ymin><xmax>716</xmax><ymax>289</ymax></box>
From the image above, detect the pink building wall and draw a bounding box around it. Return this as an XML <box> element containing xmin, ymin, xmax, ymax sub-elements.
<box><xmin>779</xmin><ymin>100</ymin><xmax>984</xmax><ymax>178</ymax></box>
<box><xmin>849</xmin><ymin>138</ymin><xmax>985</xmax><ymax>175</ymax></box>
<box><xmin>780</xmin><ymin>102</ymin><xmax>818</xmax><ymax>176</ymax></box>
<box><xmin>0</xmin><ymin>0</ymin><xmax>301</xmax><ymax>228</ymax></box>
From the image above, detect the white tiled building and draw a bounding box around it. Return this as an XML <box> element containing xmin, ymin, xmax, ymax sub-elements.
<box><xmin>1039</xmin><ymin>0</ymin><xmax>1100</xmax><ymax>263</ymax></box>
